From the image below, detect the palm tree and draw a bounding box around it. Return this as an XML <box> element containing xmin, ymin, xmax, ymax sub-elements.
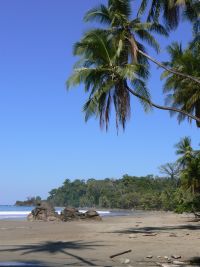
<box><xmin>162</xmin><ymin>42</ymin><xmax>200</xmax><ymax>126</ymax></box>
<box><xmin>67</xmin><ymin>31</ymin><xmax>200</xmax><ymax>130</ymax></box>
<box><xmin>180</xmin><ymin>154</ymin><xmax>200</xmax><ymax>195</ymax></box>
<box><xmin>84</xmin><ymin>0</ymin><xmax>200</xmax><ymax>85</ymax></box>
<box><xmin>138</xmin><ymin>0</ymin><xmax>200</xmax><ymax>30</ymax></box>
<box><xmin>175</xmin><ymin>137</ymin><xmax>193</xmax><ymax>167</ymax></box>
<box><xmin>67</xmin><ymin>30</ymin><xmax>150</xmax><ymax>129</ymax></box>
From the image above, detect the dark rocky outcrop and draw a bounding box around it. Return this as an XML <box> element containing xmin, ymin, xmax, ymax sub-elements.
<box><xmin>27</xmin><ymin>204</ymin><xmax>102</xmax><ymax>222</ymax></box>
<box><xmin>60</xmin><ymin>208</ymin><xmax>102</xmax><ymax>221</ymax></box>
<box><xmin>27</xmin><ymin>202</ymin><xmax>60</xmax><ymax>222</ymax></box>
<box><xmin>84</xmin><ymin>210</ymin><xmax>102</xmax><ymax>221</ymax></box>
<box><xmin>60</xmin><ymin>207</ymin><xmax>85</xmax><ymax>221</ymax></box>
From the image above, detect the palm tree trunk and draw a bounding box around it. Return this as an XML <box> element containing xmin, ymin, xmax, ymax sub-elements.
<box><xmin>137</xmin><ymin>49</ymin><xmax>200</xmax><ymax>85</ymax></box>
<box><xmin>127</xmin><ymin>86</ymin><xmax>200</xmax><ymax>124</ymax></box>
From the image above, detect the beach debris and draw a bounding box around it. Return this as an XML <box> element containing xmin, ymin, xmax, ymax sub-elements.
<box><xmin>172</xmin><ymin>260</ymin><xmax>185</xmax><ymax>265</ymax></box>
<box><xmin>171</xmin><ymin>255</ymin><xmax>181</xmax><ymax>259</ymax></box>
<box><xmin>142</xmin><ymin>232</ymin><xmax>157</xmax><ymax>236</ymax></box>
<box><xmin>157</xmin><ymin>256</ymin><xmax>162</xmax><ymax>259</ymax></box>
<box><xmin>163</xmin><ymin>256</ymin><xmax>171</xmax><ymax>261</ymax></box>
<box><xmin>146</xmin><ymin>255</ymin><xmax>153</xmax><ymax>259</ymax></box>
<box><xmin>169</xmin><ymin>233</ymin><xmax>177</xmax><ymax>237</ymax></box>
<box><xmin>110</xmin><ymin>249</ymin><xmax>132</xmax><ymax>259</ymax></box>
<box><xmin>158</xmin><ymin>264</ymin><xmax>180</xmax><ymax>267</ymax></box>
<box><xmin>119</xmin><ymin>258</ymin><xmax>131</xmax><ymax>264</ymax></box>
<box><xmin>129</xmin><ymin>234</ymin><xmax>137</xmax><ymax>238</ymax></box>
<box><xmin>156</xmin><ymin>263</ymin><xmax>185</xmax><ymax>267</ymax></box>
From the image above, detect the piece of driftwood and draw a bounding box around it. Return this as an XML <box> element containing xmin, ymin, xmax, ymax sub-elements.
<box><xmin>142</xmin><ymin>233</ymin><xmax>157</xmax><ymax>236</ymax></box>
<box><xmin>110</xmin><ymin>249</ymin><xmax>132</xmax><ymax>259</ymax></box>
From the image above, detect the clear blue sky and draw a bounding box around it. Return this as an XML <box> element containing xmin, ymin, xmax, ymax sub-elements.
<box><xmin>0</xmin><ymin>0</ymin><xmax>199</xmax><ymax>204</ymax></box>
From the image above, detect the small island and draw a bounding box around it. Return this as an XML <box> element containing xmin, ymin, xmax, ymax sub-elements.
<box><xmin>15</xmin><ymin>196</ymin><xmax>42</xmax><ymax>206</ymax></box>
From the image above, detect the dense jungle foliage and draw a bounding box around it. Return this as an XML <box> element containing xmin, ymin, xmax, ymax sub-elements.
<box><xmin>47</xmin><ymin>137</ymin><xmax>200</xmax><ymax>213</ymax></box>
<box><xmin>16</xmin><ymin>137</ymin><xmax>200</xmax><ymax>213</ymax></box>
<box><xmin>47</xmin><ymin>175</ymin><xmax>178</xmax><ymax>210</ymax></box>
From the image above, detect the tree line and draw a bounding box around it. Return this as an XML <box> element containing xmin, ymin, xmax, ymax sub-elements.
<box><xmin>47</xmin><ymin>137</ymin><xmax>200</xmax><ymax>213</ymax></box>
<box><xmin>15</xmin><ymin>137</ymin><xmax>199</xmax><ymax>212</ymax></box>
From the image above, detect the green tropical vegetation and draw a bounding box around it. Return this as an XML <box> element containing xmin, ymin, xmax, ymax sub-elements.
<box><xmin>65</xmin><ymin>1</ymin><xmax>200</xmax><ymax>213</ymax></box>
<box><xmin>47</xmin><ymin>175</ymin><xmax>177</xmax><ymax>210</ymax></box>
<box><xmin>15</xmin><ymin>137</ymin><xmax>199</xmax><ymax>212</ymax></box>
<box><xmin>45</xmin><ymin>137</ymin><xmax>200</xmax><ymax>213</ymax></box>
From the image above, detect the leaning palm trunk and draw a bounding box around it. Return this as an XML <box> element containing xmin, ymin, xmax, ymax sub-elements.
<box><xmin>137</xmin><ymin>49</ymin><xmax>200</xmax><ymax>85</ymax></box>
<box><xmin>126</xmin><ymin>86</ymin><xmax>200</xmax><ymax>124</ymax></box>
<box><xmin>127</xmin><ymin>35</ymin><xmax>200</xmax><ymax>85</ymax></box>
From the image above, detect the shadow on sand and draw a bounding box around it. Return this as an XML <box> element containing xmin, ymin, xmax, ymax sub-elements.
<box><xmin>0</xmin><ymin>240</ymin><xmax>108</xmax><ymax>266</ymax></box>
<box><xmin>106</xmin><ymin>224</ymin><xmax>200</xmax><ymax>234</ymax></box>
<box><xmin>189</xmin><ymin>257</ymin><xmax>200</xmax><ymax>266</ymax></box>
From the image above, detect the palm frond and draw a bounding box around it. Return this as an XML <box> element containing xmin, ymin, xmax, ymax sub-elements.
<box><xmin>84</xmin><ymin>5</ymin><xmax>111</xmax><ymax>25</ymax></box>
<box><xmin>135</xmin><ymin>30</ymin><xmax>160</xmax><ymax>53</ymax></box>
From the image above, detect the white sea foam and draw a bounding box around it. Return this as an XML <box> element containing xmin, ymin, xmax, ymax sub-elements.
<box><xmin>0</xmin><ymin>209</ymin><xmax>111</xmax><ymax>220</ymax></box>
<box><xmin>0</xmin><ymin>211</ymin><xmax>30</xmax><ymax>215</ymax></box>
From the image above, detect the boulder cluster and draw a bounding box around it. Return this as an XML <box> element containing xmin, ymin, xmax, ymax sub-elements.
<box><xmin>27</xmin><ymin>202</ymin><xmax>102</xmax><ymax>222</ymax></box>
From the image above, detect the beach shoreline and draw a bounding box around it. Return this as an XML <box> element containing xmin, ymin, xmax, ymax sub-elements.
<box><xmin>0</xmin><ymin>211</ymin><xmax>199</xmax><ymax>266</ymax></box>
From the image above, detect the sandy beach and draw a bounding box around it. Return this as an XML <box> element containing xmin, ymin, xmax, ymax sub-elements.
<box><xmin>0</xmin><ymin>212</ymin><xmax>199</xmax><ymax>266</ymax></box>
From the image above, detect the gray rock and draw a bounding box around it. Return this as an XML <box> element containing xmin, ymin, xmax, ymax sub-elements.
<box><xmin>60</xmin><ymin>207</ymin><xmax>82</xmax><ymax>221</ymax></box>
<box><xmin>85</xmin><ymin>210</ymin><xmax>102</xmax><ymax>221</ymax></box>
<box><xmin>146</xmin><ymin>255</ymin><xmax>153</xmax><ymax>259</ymax></box>
<box><xmin>171</xmin><ymin>255</ymin><xmax>181</xmax><ymax>259</ymax></box>
<box><xmin>27</xmin><ymin>202</ymin><xmax>60</xmax><ymax>222</ymax></box>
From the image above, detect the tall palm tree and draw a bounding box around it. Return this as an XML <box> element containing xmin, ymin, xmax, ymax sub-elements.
<box><xmin>84</xmin><ymin>0</ymin><xmax>200</xmax><ymax>85</ymax></box>
<box><xmin>180</xmin><ymin>154</ymin><xmax>200</xmax><ymax>195</ymax></box>
<box><xmin>162</xmin><ymin>42</ymin><xmax>200</xmax><ymax>126</ymax></box>
<box><xmin>138</xmin><ymin>0</ymin><xmax>200</xmax><ymax>30</ymax></box>
<box><xmin>67</xmin><ymin>31</ymin><xmax>200</xmax><ymax>130</ymax></box>
<box><xmin>175</xmin><ymin>137</ymin><xmax>193</xmax><ymax>167</ymax></box>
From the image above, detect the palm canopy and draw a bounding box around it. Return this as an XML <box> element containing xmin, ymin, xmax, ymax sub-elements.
<box><xmin>84</xmin><ymin>0</ymin><xmax>200</xmax><ymax>86</ymax></box>
<box><xmin>175</xmin><ymin>136</ymin><xmax>200</xmax><ymax>195</ymax></box>
<box><xmin>67</xmin><ymin>30</ymin><xmax>151</xmax><ymax>130</ymax></box>
<box><xmin>162</xmin><ymin>42</ymin><xmax>200</xmax><ymax>126</ymax></box>
<box><xmin>175</xmin><ymin>137</ymin><xmax>194</xmax><ymax>167</ymax></box>
<box><xmin>180</xmin><ymin>153</ymin><xmax>200</xmax><ymax>194</ymax></box>
<box><xmin>84</xmin><ymin>0</ymin><xmax>168</xmax><ymax>62</ymax></box>
<box><xmin>138</xmin><ymin>0</ymin><xmax>200</xmax><ymax>30</ymax></box>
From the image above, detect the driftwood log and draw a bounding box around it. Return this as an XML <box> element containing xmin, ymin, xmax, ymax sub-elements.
<box><xmin>110</xmin><ymin>249</ymin><xmax>132</xmax><ymax>259</ymax></box>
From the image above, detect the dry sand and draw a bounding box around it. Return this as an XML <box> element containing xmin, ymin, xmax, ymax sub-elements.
<box><xmin>0</xmin><ymin>211</ymin><xmax>199</xmax><ymax>266</ymax></box>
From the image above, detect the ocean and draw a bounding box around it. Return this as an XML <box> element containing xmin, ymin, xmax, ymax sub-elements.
<box><xmin>0</xmin><ymin>205</ymin><xmax>132</xmax><ymax>220</ymax></box>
